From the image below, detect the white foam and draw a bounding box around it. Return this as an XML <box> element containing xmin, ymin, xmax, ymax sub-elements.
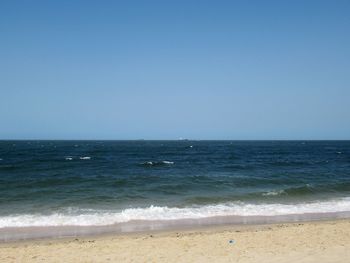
<box><xmin>79</xmin><ymin>157</ymin><xmax>91</xmax><ymax>160</ymax></box>
<box><xmin>142</xmin><ymin>161</ymin><xmax>174</xmax><ymax>165</ymax></box>
<box><xmin>262</xmin><ymin>190</ymin><xmax>286</xmax><ymax>196</ymax></box>
<box><xmin>1</xmin><ymin>197</ymin><xmax>350</xmax><ymax>228</ymax></box>
<box><xmin>65</xmin><ymin>157</ymin><xmax>73</xmax><ymax>161</ymax></box>
<box><xmin>162</xmin><ymin>161</ymin><xmax>174</xmax><ymax>164</ymax></box>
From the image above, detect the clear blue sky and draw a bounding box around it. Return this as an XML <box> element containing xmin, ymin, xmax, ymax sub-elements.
<box><xmin>1</xmin><ymin>0</ymin><xmax>349</xmax><ymax>140</ymax></box>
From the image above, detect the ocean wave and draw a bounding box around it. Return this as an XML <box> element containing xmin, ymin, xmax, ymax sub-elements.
<box><xmin>140</xmin><ymin>161</ymin><xmax>174</xmax><ymax>166</ymax></box>
<box><xmin>1</xmin><ymin>197</ymin><xmax>350</xmax><ymax>228</ymax></box>
<box><xmin>266</xmin><ymin>160</ymin><xmax>312</xmax><ymax>167</ymax></box>
<box><xmin>262</xmin><ymin>190</ymin><xmax>286</xmax><ymax>196</ymax></box>
<box><xmin>260</xmin><ymin>182</ymin><xmax>350</xmax><ymax>197</ymax></box>
<box><xmin>261</xmin><ymin>184</ymin><xmax>315</xmax><ymax>197</ymax></box>
<box><xmin>79</xmin><ymin>157</ymin><xmax>91</xmax><ymax>160</ymax></box>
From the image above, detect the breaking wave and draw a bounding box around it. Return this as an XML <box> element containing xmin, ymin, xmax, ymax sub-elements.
<box><xmin>140</xmin><ymin>161</ymin><xmax>174</xmax><ymax>166</ymax></box>
<box><xmin>1</xmin><ymin>197</ymin><xmax>350</xmax><ymax>228</ymax></box>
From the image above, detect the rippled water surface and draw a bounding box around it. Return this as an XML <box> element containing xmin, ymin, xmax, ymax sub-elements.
<box><xmin>0</xmin><ymin>140</ymin><xmax>349</xmax><ymax>227</ymax></box>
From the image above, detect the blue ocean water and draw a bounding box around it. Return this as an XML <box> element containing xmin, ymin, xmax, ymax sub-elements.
<box><xmin>0</xmin><ymin>140</ymin><xmax>350</xmax><ymax>228</ymax></box>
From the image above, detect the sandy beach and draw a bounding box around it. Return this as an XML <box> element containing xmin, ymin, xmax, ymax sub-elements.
<box><xmin>0</xmin><ymin>219</ymin><xmax>349</xmax><ymax>263</ymax></box>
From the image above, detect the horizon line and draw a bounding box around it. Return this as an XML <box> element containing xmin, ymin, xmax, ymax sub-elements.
<box><xmin>1</xmin><ymin>139</ymin><xmax>349</xmax><ymax>141</ymax></box>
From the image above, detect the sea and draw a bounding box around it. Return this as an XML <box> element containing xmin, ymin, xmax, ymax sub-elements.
<box><xmin>1</xmin><ymin>140</ymin><xmax>350</xmax><ymax>240</ymax></box>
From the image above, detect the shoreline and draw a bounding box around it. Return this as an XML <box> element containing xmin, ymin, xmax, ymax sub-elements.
<box><xmin>1</xmin><ymin>219</ymin><xmax>350</xmax><ymax>262</ymax></box>
<box><xmin>1</xmin><ymin>210</ymin><xmax>350</xmax><ymax>242</ymax></box>
<box><xmin>0</xmin><ymin>216</ymin><xmax>348</xmax><ymax>244</ymax></box>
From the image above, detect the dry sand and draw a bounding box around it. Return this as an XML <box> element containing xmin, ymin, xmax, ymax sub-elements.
<box><xmin>0</xmin><ymin>219</ymin><xmax>350</xmax><ymax>263</ymax></box>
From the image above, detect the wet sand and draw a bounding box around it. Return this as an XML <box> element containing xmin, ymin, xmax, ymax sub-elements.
<box><xmin>1</xmin><ymin>211</ymin><xmax>349</xmax><ymax>242</ymax></box>
<box><xmin>1</xmin><ymin>219</ymin><xmax>350</xmax><ymax>262</ymax></box>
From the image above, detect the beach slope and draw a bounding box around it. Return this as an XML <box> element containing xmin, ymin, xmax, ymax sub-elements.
<box><xmin>1</xmin><ymin>219</ymin><xmax>350</xmax><ymax>263</ymax></box>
